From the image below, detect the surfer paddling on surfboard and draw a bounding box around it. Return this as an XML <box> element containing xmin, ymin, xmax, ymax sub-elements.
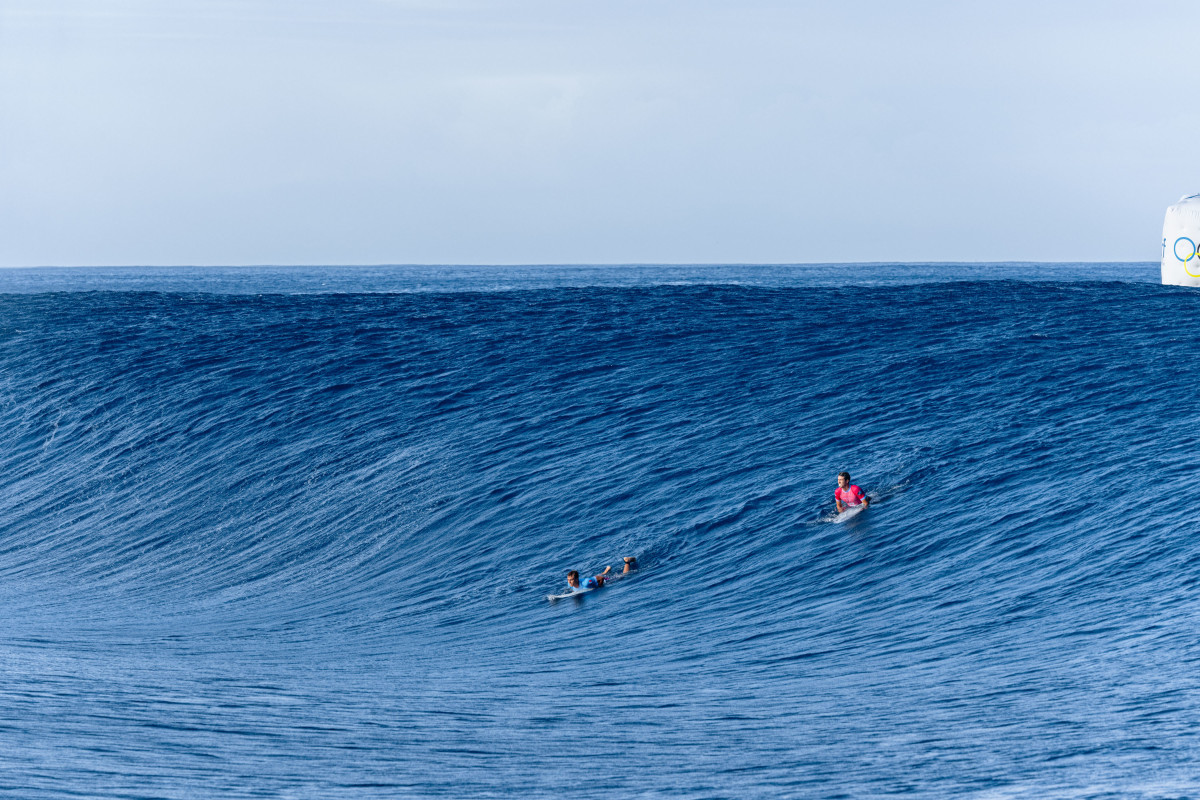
<box><xmin>565</xmin><ymin>557</ymin><xmax>638</xmax><ymax>591</ymax></box>
<box><xmin>835</xmin><ymin>472</ymin><xmax>869</xmax><ymax>513</ymax></box>
<box><xmin>567</xmin><ymin>566</ymin><xmax>611</xmax><ymax>591</ymax></box>
<box><xmin>550</xmin><ymin>558</ymin><xmax>638</xmax><ymax>601</ymax></box>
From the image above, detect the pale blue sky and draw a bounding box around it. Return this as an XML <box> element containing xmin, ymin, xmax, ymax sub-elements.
<box><xmin>1</xmin><ymin>1</ymin><xmax>1196</xmax><ymax>266</ymax></box>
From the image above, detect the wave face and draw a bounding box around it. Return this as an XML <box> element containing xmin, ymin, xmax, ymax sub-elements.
<box><xmin>3</xmin><ymin>265</ymin><xmax>1200</xmax><ymax>798</ymax></box>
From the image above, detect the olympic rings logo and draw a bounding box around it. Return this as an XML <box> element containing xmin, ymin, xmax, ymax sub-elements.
<box><xmin>1172</xmin><ymin>236</ymin><xmax>1200</xmax><ymax>277</ymax></box>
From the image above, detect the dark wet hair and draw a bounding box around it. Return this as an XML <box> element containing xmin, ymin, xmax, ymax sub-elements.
<box><xmin>838</xmin><ymin>472</ymin><xmax>851</xmax><ymax>482</ymax></box>
<box><xmin>567</xmin><ymin>570</ymin><xmax>579</xmax><ymax>580</ymax></box>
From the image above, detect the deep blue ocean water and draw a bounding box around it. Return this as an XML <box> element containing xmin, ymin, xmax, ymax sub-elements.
<box><xmin>3</xmin><ymin>262</ymin><xmax>1200</xmax><ymax>799</ymax></box>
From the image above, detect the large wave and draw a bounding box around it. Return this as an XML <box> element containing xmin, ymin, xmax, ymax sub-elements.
<box><xmin>3</xmin><ymin>273</ymin><xmax>1198</xmax><ymax>797</ymax></box>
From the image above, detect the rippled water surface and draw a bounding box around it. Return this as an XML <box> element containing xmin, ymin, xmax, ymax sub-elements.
<box><xmin>4</xmin><ymin>263</ymin><xmax>1199</xmax><ymax>799</ymax></box>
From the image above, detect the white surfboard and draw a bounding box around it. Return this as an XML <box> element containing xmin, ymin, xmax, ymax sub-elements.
<box><xmin>834</xmin><ymin>503</ymin><xmax>867</xmax><ymax>523</ymax></box>
<box><xmin>547</xmin><ymin>587</ymin><xmax>595</xmax><ymax>602</ymax></box>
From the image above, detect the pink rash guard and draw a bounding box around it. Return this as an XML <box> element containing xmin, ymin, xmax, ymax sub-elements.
<box><xmin>835</xmin><ymin>485</ymin><xmax>866</xmax><ymax>507</ymax></box>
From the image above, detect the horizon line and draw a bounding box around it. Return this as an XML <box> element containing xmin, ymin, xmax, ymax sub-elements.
<box><xmin>0</xmin><ymin>261</ymin><xmax>1159</xmax><ymax>269</ymax></box>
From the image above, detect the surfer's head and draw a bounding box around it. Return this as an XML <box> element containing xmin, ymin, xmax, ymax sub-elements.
<box><xmin>838</xmin><ymin>472</ymin><xmax>851</xmax><ymax>488</ymax></box>
<box><xmin>567</xmin><ymin>570</ymin><xmax>580</xmax><ymax>587</ymax></box>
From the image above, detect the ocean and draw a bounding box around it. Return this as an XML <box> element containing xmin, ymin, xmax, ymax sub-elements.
<box><xmin>2</xmin><ymin>262</ymin><xmax>1198</xmax><ymax>799</ymax></box>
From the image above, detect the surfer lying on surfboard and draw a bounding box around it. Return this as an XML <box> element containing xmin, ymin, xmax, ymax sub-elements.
<box><xmin>567</xmin><ymin>566</ymin><xmax>611</xmax><ymax>590</ymax></box>
<box><xmin>835</xmin><ymin>472</ymin><xmax>869</xmax><ymax>513</ymax></box>
<box><xmin>566</xmin><ymin>557</ymin><xmax>638</xmax><ymax>591</ymax></box>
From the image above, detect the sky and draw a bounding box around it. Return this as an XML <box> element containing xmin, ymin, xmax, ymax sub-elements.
<box><xmin>1</xmin><ymin>0</ymin><xmax>1197</xmax><ymax>266</ymax></box>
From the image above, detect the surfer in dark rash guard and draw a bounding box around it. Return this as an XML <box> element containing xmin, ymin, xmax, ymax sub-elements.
<box><xmin>835</xmin><ymin>472</ymin><xmax>869</xmax><ymax>513</ymax></box>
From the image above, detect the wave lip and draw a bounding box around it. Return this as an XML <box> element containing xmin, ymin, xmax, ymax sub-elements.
<box><xmin>0</xmin><ymin>261</ymin><xmax>1157</xmax><ymax>294</ymax></box>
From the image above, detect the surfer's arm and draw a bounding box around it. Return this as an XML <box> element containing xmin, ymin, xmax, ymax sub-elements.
<box><xmin>835</xmin><ymin>498</ymin><xmax>845</xmax><ymax>512</ymax></box>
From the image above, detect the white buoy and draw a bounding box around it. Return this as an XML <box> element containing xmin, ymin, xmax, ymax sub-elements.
<box><xmin>1162</xmin><ymin>193</ymin><xmax>1200</xmax><ymax>286</ymax></box>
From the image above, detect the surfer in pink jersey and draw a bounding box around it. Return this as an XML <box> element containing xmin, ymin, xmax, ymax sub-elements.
<box><xmin>835</xmin><ymin>472</ymin><xmax>870</xmax><ymax>513</ymax></box>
